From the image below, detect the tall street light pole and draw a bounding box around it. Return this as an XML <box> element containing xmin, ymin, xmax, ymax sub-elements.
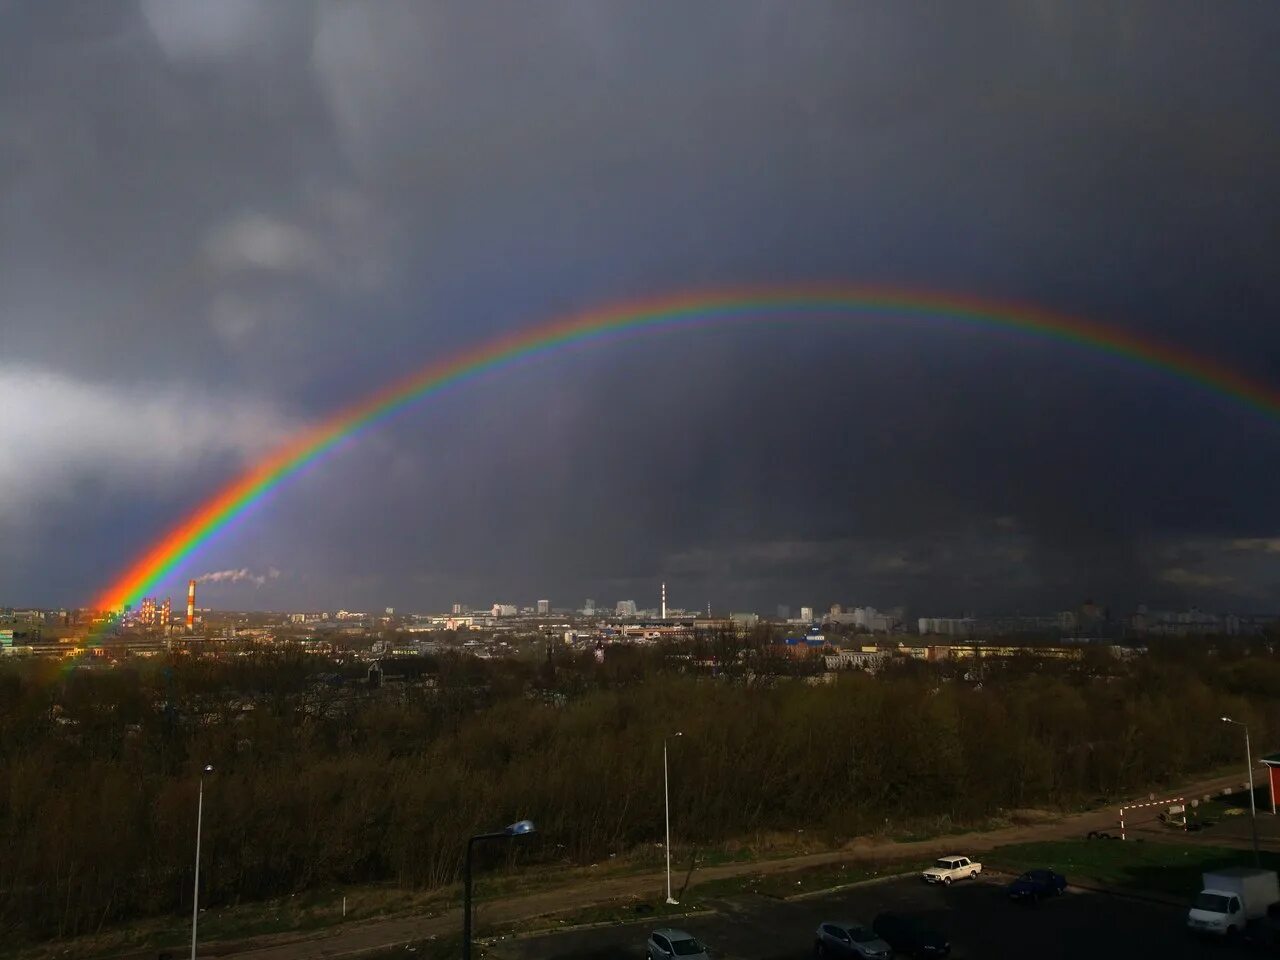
<box><xmin>463</xmin><ymin>819</ymin><xmax>535</xmax><ymax>960</ymax></box>
<box><xmin>191</xmin><ymin>764</ymin><xmax>214</xmax><ymax>960</ymax></box>
<box><xmin>1222</xmin><ymin>717</ymin><xmax>1260</xmax><ymax>866</ymax></box>
<box><xmin>665</xmin><ymin>732</ymin><xmax>683</xmax><ymax>905</ymax></box>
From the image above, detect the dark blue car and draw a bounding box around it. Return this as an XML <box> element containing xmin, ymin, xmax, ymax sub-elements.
<box><xmin>1007</xmin><ymin>869</ymin><xmax>1067</xmax><ymax>902</ymax></box>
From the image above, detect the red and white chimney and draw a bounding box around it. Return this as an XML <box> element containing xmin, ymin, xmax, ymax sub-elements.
<box><xmin>186</xmin><ymin>579</ymin><xmax>196</xmax><ymax>631</ymax></box>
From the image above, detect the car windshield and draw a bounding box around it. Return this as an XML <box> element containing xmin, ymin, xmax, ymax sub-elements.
<box><xmin>671</xmin><ymin>938</ymin><xmax>703</xmax><ymax>956</ymax></box>
<box><xmin>1194</xmin><ymin>893</ymin><xmax>1231</xmax><ymax>913</ymax></box>
<box><xmin>933</xmin><ymin>859</ymin><xmax>954</xmax><ymax>868</ymax></box>
<box><xmin>849</xmin><ymin>927</ymin><xmax>876</xmax><ymax>943</ymax></box>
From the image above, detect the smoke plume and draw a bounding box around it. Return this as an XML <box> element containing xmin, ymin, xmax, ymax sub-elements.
<box><xmin>196</xmin><ymin>567</ymin><xmax>281</xmax><ymax>587</ymax></box>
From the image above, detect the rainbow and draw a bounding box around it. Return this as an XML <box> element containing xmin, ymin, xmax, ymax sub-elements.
<box><xmin>94</xmin><ymin>283</ymin><xmax>1280</xmax><ymax>613</ymax></box>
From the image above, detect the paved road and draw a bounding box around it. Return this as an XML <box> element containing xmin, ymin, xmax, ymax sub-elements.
<box><xmin>487</xmin><ymin>875</ymin><xmax>1255</xmax><ymax>960</ymax></box>
<box><xmin>201</xmin><ymin>771</ymin><xmax>1255</xmax><ymax>960</ymax></box>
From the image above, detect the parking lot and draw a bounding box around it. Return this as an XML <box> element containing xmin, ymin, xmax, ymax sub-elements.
<box><xmin>485</xmin><ymin>874</ymin><xmax>1258</xmax><ymax>960</ymax></box>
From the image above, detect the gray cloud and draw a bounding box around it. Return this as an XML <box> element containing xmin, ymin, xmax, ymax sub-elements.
<box><xmin>3</xmin><ymin>2</ymin><xmax>1280</xmax><ymax>612</ymax></box>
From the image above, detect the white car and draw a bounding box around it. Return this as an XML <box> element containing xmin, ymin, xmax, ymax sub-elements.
<box><xmin>921</xmin><ymin>855</ymin><xmax>982</xmax><ymax>885</ymax></box>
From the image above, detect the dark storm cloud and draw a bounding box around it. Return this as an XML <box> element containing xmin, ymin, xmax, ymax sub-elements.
<box><xmin>3</xmin><ymin>2</ymin><xmax>1280</xmax><ymax>614</ymax></box>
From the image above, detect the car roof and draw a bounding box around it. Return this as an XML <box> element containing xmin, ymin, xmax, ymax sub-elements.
<box><xmin>653</xmin><ymin>928</ymin><xmax>695</xmax><ymax>939</ymax></box>
<box><xmin>939</xmin><ymin>854</ymin><xmax>967</xmax><ymax>859</ymax></box>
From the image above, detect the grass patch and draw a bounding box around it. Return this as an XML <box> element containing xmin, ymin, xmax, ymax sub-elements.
<box><xmin>488</xmin><ymin>897</ymin><xmax>705</xmax><ymax>939</ymax></box>
<box><xmin>690</xmin><ymin>858</ymin><xmax>925</xmax><ymax>900</ymax></box>
<box><xmin>0</xmin><ymin>887</ymin><xmax>453</xmax><ymax>960</ymax></box>
<box><xmin>358</xmin><ymin>934</ymin><xmax>463</xmax><ymax>960</ymax></box>
<box><xmin>986</xmin><ymin>840</ymin><xmax>1280</xmax><ymax>898</ymax></box>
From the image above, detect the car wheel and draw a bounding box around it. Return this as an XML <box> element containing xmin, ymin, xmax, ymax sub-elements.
<box><xmin>1226</xmin><ymin>925</ymin><xmax>1238</xmax><ymax>941</ymax></box>
<box><xmin>970</xmin><ymin>870</ymin><xmax>978</xmax><ymax>880</ymax></box>
<box><xmin>942</xmin><ymin>876</ymin><xmax>952</xmax><ymax>886</ymax></box>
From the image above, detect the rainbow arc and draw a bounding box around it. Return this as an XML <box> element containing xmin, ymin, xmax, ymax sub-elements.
<box><xmin>94</xmin><ymin>284</ymin><xmax>1280</xmax><ymax>614</ymax></box>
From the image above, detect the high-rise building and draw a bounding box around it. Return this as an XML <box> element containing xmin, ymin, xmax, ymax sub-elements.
<box><xmin>583</xmin><ymin>599</ymin><xmax>596</xmax><ymax>615</ymax></box>
<box><xmin>616</xmin><ymin>600</ymin><xmax>637</xmax><ymax>617</ymax></box>
<box><xmin>537</xmin><ymin>599</ymin><xmax>550</xmax><ymax>615</ymax></box>
<box><xmin>800</xmin><ymin>606</ymin><xmax>814</xmax><ymax>622</ymax></box>
<box><xmin>452</xmin><ymin>603</ymin><xmax>469</xmax><ymax>615</ymax></box>
<box><xmin>385</xmin><ymin>607</ymin><xmax>395</xmax><ymax>616</ymax></box>
<box><xmin>491</xmin><ymin>603</ymin><xmax>517</xmax><ymax>617</ymax></box>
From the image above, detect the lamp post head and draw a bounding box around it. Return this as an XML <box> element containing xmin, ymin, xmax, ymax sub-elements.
<box><xmin>671</xmin><ymin>731</ymin><xmax>683</xmax><ymax>738</ymax></box>
<box><xmin>202</xmin><ymin>764</ymin><xmax>214</xmax><ymax>774</ymax></box>
<box><xmin>505</xmin><ymin>819</ymin><xmax>536</xmax><ymax>837</ymax></box>
<box><xmin>1222</xmin><ymin>716</ymin><xmax>1236</xmax><ymax>724</ymax></box>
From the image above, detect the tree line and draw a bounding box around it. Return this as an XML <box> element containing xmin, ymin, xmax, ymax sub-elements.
<box><xmin>0</xmin><ymin>636</ymin><xmax>1276</xmax><ymax>943</ymax></box>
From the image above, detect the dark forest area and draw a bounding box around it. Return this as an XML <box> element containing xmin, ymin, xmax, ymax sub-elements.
<box><xmin>1</xmin><ymin>636</ymin><xmax>1277</xmax><ymax>943</ymax></box>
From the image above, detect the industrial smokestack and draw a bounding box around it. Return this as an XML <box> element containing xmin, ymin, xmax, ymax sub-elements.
<box><xmin>161</xmin><ymin>598</ymin><xmax>171</xmax><ymax>628</ymax></box>
<box><xmin>186</xmin><ymin>579</ymin><xmax>196</xmax><ymax>632</ymax></box>
<box><xmin>662</xmin><ymin>582</ymin><xmax>667</xmax><ymax>620</ymax></box>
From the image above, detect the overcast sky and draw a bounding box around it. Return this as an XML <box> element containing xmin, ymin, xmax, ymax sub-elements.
<box><xmin>3</xmin><ymin>2</ymin><xmax>1280</xmax><ymax>616</ymax></box>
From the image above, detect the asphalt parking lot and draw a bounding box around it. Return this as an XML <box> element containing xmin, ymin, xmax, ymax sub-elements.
<box><xmin>485</xmin><ymin>874</ymin><xmax>1259</xmax><ymax>960</ymax></box>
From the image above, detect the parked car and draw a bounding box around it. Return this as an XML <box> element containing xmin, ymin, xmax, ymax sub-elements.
<box><xmin>647</xmin><ymin>928</ymin><xmax>710</xmax><ymax>960</ymax></box>
<box><xmin>814</xmin><ymin>920</ymin><xmax>893</xmax><ymax>959</ymax></box>
<box><xmin>1006</xmin><ymin>869</ymin><xmax>1068</xmax><ymax>902</ymax></box>
<box><xmin>921</xmin><ymin>856</ymin><xmax>982</xmax><ymax>885</ymax></box>
<box><xmin>873</xmin><ymin>912</ymin><xmax>950</xmax><ymax>957</ymax></box>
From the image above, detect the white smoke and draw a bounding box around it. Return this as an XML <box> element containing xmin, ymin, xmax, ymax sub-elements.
<box><xmin>196</xmin><ymin>567</ymin><xmax>281</xmax><ymax>587</ymax></box>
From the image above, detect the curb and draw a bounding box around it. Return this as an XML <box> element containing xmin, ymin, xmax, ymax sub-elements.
<box><xmin>782</xmin><ymin>870</ymin><xmax>924</xmax><ymax>902</ymax></box>
<box><xmin>480</xmin><ymin>908</ymin><xmax>717</xmax><ymax>943</ymax></box>
<box><xmin>982</xmin><ymin>863</ymin><xmax>1186</xmax><ymax>909</ymax></box>
<box><xmin>1060</xmin><ymin>878</ymin><xmax>1186</xmax><ymax>908</ymax></box>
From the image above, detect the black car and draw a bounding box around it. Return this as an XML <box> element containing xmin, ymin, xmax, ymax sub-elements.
<box><xmin>1006</xmin><ymin>868</ymin><xmax>1068</xmax><ymax>902</ymax></box>
<box><xmin>872</xmin><ymin>912</ymin><xmax>950</xmax><ymax>958</ymax></box>
<box><xmin>814</xmin><ymin>921</ymin><xmax>893</xmax><ymax>959</ymax></box>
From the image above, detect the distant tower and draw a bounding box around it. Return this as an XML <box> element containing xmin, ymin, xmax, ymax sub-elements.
<box><xmin>161</xmin><ymin>598</ymin><xmax>171</xmax><ymax>627</ymax></box>
<box><xmin>662</xmin><ymin>583</ymin><xmax>667</xmax><ymax>621</ymax></box>
<box><xmin>537</xmin><ymin>599</ymin><xmax>550</xmax><ymax>615</ymax></box>
<box><xmin>186</xmin><ymin>579</ymin><xmax>196</xmax><ymax>632</ymax></box>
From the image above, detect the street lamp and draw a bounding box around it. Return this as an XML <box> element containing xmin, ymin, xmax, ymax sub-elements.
<box><xmin>463</xmin><ymin>819</ymin><xmax>536</xmax><ymax>960</ymax></box>
<box><xmin>1221</xmin><ymin>717</ymin><xmax>1260</xmax><ymax>865</ymax></box>
<box><xmin>191</xmin><ymin>764</ymin><xmax>214</xmax><ymax>960</ymax></box>
<box><xmin>664</xmin><ymin>732</ymin><xmax>683</xmax><ymax>905</ymax></box>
